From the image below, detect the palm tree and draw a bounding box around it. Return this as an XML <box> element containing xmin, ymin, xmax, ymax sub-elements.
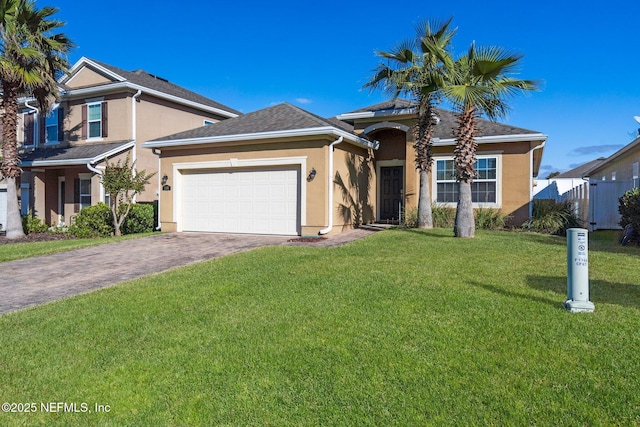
<box><xmin>0</xmin><ymin>0</ymin><xmax>72</xmax><ymax>239</ymax></box>
<box><xmin>364</xmin><ymin>18</ymin><xmax>456</xmax><ymax>229</ymax></box>
<box><xmin>438</xmin><ymin>43</ymin><xmax>538</xmax><ymax>238</ymax></box>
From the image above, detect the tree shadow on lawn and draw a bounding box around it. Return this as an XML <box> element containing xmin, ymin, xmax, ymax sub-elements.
<box><xmin>393</xmin><ymin>227</ymin><xmax>456</xmax><ymax>238</ymax></box>
<box><xmin>526</xmin><ymin>275</ymin><xmax>640</xmax><ymax>311</ymax></box>
<box><xmin>468</xmin><ymin>280</ymin><xmax>563</xmax><ymax>310</ymax></box>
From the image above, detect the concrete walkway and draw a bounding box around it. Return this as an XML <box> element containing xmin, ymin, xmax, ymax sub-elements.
<box><xmin>0</xmin><ymin>229</ymin><xmax>378</xmax><ymax>315</ymax></box>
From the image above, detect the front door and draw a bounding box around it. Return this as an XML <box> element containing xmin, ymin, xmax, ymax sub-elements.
<box><xmin>380</xmin><ymin>166</ymin><xmax>403</xmax><ymax>222</ymax></box>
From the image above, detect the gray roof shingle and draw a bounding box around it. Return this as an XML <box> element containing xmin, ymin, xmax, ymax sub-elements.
<box><xmin>20</xmin><ymin>141</ymin><xmax>133</xmax><ymax>164</ymax></box>
<box><xmin>79</xmin><ymin>58</ymin><xmax>242</xmax><ymax>116</ymax></box>
<box><xmin>150</xmin><ymin>103</ymin><xmax>360</xmax><ymax>142</ymax></box>
<box><xmin>341</xmin><ymin>100</ymin><xmax>543</xmax><ymax>138</ymax></box>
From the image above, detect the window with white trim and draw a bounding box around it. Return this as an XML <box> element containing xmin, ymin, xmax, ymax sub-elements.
<box><xmin>435</xmin><ymin>156</ymin><xmax>499</xmax><ymax>204</ymax></box>
<box><xmin>611</xmin><ymin>171</ymin><xmax>616</xmax><ymax>181</ymax></box>
<box><xmin>79</xmin><ymin>175</ymin><xmax>92</xmax><ymax>210</ymax></box>
<box><xmin>204</xmin><ymin>120</ymin><xmax>214</xmax><ymax>126</ymax></box>
<box><xmin>45</xmin><ymin>108</ymin><xmax>60</xmax><ymax>144</ymax></box>
<box><xmin>88</xmin><ymin>102</ymin><xmax>102</xmax><ymax>138</ymax></box>
<box><xmin>633</xmin><ymin>162</ymin><xmax>639</xmax><ymax>187</ymax></box>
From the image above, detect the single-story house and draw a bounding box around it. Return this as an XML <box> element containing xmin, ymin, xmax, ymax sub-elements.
<box><xmin>143</xmin><ymin>100</ymin><xmax>548</xmax><ymax>236</ymax></box>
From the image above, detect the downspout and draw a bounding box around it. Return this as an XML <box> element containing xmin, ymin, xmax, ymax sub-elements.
<box><xmin>529</xmin><ymin>140</ymin><xmax>546</xmax><ymax>218</ymax></box>
<box><xmin>318</xmin><ymin>136</ymin><xmax>344</xmax><ymax>235</ymax></box>
<box><xmin>24</xmin><ymin>100</ymin><xmax>39</xmax><ymax>147</ymax></box>
<box><xmin>86</xmin><ymin>161</ymin><xmax>104</xmax><ymax>202</ymax></box>
<box><xmin>131</xmin><ymin>90</ymin><xmax>142</xmax><ymax>203</ymax></box>
<box><xmin>152</xmin><ymin>148</ymin><xmax>162</xmax><ymax>230</ymax></box>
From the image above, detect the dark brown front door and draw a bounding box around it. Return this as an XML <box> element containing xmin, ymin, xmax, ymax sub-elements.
<box><xmin>380</xmin><ymin>166</ymin><xmax>403</xmax><ymax>221</ymax></box>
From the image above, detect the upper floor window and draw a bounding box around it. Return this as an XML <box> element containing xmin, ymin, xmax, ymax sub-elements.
<box><xmin>45</xmin><ymin>108</ymin><xmax>64</xmax><ymax>144</ymax></box>
<box><xmin>82</xmin><ymin>101</ymin><xmax>108</xmax><ymax>140</ymax></box>
<box><xmin>435</xmin><ymin>156</ymin><xmax>500</xmax><ymax>205</ymax></box>
<box><xmin>204</xmin><ymin>120</ymin><xmax>215</xmax><ymax>126</ymax></box>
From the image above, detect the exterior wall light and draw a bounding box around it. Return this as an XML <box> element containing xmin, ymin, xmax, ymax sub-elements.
<box><xmin>307</xmin><ymin>168</ymin><xmax>317</xmax><ymax>182</ymax></box>
<box><xmin>161</xmin><ymin>174</ymin><xmax>171</xmax><ymax>191</ymax></box>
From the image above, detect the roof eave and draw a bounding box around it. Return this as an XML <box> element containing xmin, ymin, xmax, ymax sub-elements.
<box><xmin>143</xmin><ymin>127</ymin><xmax>378</xmax><ymax>150</ymax></box>
<box><xmin>336</xmin><ymin>108</ymin><xmax>417</xmax><ymax>121</ymax></box>
<box><xmin>20</xmin><ymin>141</ymin><xmax>135</xmax><ymax>168</ymax></box>
<box><xmin>62</xmin><ymin>82</ymin><xmax>239</xmax><ymax>119</ymax></box>
<box><xmin>432</xmin><ymin>133</ymin><xmax>548</xmax><ymax>146</ymax></box>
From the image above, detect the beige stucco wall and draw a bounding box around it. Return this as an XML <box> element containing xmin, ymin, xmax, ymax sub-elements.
<box><xmin>155</xmin><ymin>138</ymin><xmax>374</xmax><ymax>236</ymax></box>
<box><xmin>19</xmin><ymin>63</ymin><xmax>235</xmax><ymax>225</ymax></box>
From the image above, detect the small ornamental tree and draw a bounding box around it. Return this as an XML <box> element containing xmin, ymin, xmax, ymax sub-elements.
<box><xmin>101</xmin><ymin>155</ymin><xmax>155</xmax><ymax>236</ymax></box>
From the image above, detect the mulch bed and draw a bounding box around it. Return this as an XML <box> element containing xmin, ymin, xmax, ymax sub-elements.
<box><xmin>287</xmin><ymin>237</ymin><xmax>328</xmax><ymax>243</ymax></box>
<box><xmin>0</xmin><ymin>233</ymin><xmax>76</xmax><ymax>245</ymax></box>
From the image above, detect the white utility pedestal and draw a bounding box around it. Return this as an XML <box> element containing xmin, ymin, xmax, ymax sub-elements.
<box><xmin>564</xmin><ymin>228</ymin><xmax>595</xmax><ymax>313</ymax></box>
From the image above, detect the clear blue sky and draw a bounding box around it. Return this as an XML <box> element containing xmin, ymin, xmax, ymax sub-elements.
<box><xmin>47</xmin><ymin>0</ymin><xmax>640</xmax><ymax>176</ymax></box>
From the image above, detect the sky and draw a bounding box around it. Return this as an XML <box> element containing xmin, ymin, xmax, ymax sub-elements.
<box><xmin>46</xmin><ymin>0</ymin><xmax>640</xmax><ymax>176</ymax></box>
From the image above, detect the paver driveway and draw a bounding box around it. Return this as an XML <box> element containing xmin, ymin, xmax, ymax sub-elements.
<box><xmin>0</xmin><ymin>229</ymin><xmax>377</xmax><ymax>315</ymax></box>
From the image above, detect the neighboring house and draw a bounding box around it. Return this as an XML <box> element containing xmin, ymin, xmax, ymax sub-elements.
<box><xmin>15</xmin><ymin>57</ymin><xmax>240</xmax><ymax>226</ymax></box>
<box><xmin>583</xmin><ymin>135</ymin><xmax>640</xmax><ymax>230</ymax></box>
<box><xmin>533</xmin><ymin>158</ymin><xmax>606</xmax><ymax>226</ymax></box>
<box><xmin>143</xmin><ymin>100</ymin><xmax>547</xmax><ymax>236</ymax></box>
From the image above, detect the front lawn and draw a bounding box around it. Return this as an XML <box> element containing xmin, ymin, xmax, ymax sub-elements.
<box><xmin>1</xmin><ymin>229</ymin><xmax>639</xmax><ymax>426</ymax></box>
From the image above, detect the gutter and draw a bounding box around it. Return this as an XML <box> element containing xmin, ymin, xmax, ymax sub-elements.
<box><xmin>529</xmin><ymin>140</ymin><xmax>547</xmax><ymax>218</ymax></box>
<box><xmin>318</xmin><ymin>136</ymin><xmax>344</xmax><ymax>235</ymax></box>
<box><xmin>131</xmin><ymin>89</ymin><xmax>142</xmax><ymax>202</ymax></box>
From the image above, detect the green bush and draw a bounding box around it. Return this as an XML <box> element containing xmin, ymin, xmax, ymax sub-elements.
<box><xmin>522</xmin><ymin>199</ymin><xmax>582</xmax><ymax>235</ymax></box>
<box><xmin>618</xmin><ymin>188</ymin><xmax>640</xmax><ymax>230</ymax></box>
<box><xmin>474</xmin><ymin>207</ymin><xmax>511</xmax><ymax>230</ymax></box>
<box><xmin>121</xmin><ymin>203</ymin><xmax>155</xmax><ymax>235</ymax></box>
<box><xmin>69</xmin><ymin>203</ymin><xmax>114</xmax><ymax>238</ymax></box>
<box><xmin>21</xmin><ymin>212</ymin><xmax>49</xmax><ymax>234</ymax></box>
<box><xmin>432</xmin><ymin>204</ymin><xmax>456</xmax><ymax>228</ymax></box>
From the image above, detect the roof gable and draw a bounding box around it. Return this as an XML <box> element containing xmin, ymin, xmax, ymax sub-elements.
<box><xmin>60</xmin><ymin>57</ymin><xmax>241</xmax><ymax>118</ymax></box>
<box><xmin>144</xmin><ymin>103</ymin><xmax>376</xmax><ymax>150</ymax></box>
<box><xmin>338</xmin><ymin>99</ymin><xmax>544</xmax><ymax>139</ymax></box>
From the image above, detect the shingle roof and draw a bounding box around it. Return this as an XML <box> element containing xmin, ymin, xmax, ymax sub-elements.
<box><xmin>555</xmin><ymin>157</ymin><xmax>607</xmax><ymax>178</ymax></box>
<box><xmin>341</xmin><ymin>99</ymin><xmax>543</xmax><ymax>139</ymax></box>
<box><xmin>20</xmin><ymin>141</ymin><xmax>133</xmax><ymax>165</ymax></box>
<box><xmin>79</xmin><ymin>58</ymin><xmax>242</xmax><ymax>116</ymax></box>
<box><xmin>150</xmin><ymin>103</ymin><xmax>359</xmax><ymax>142</ymax></box>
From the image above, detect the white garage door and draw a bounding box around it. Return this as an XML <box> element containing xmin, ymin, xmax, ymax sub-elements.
<box><xmin>181</xmin><ymin>168</ymin><xmax>299</xmax><ymax>235</ymax></box>
<box><xmin>0</xmin><ymin>186</ymin><xmax>7</xmax><ymax>232</ymax></box>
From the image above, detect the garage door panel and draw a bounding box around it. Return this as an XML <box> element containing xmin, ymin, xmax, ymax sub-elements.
<box><xmin>181</xmin><ymin>168</ymin><xmax>299</xmax><ymax>235</ymax></box>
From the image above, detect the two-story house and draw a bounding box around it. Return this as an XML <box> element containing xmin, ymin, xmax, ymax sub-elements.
<box><xmin>16</xmin><ymin>57</ymin><xmax>240</xmax><ymax>227</ymax></box>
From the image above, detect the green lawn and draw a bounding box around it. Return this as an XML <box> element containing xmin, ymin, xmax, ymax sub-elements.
<box><xmin>0</xmin><ymin>232</ymin><xmax>155</xmax><ymax>263</ymax></box>
<box><xmin>1</xmin><ymin>229</ymin><xmax>639</xmax><ymax>426</ymax></box>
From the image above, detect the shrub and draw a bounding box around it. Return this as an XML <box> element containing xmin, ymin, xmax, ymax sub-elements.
<box><xmin>474</xmin><ymin>207</ymin><xmax>510</xmax><ymax>230</ymax></box>
<box><xmin>69</xmin><ymin>203</ymin><xmax>114</xmax><ymax>238</ymax></box>
<box><xmin>121</xmin><ymin>203</ymin><xmax>155</xmax><ymax>235</ymax></box>
<box><xmin>522</xmin><ymin>199</ymin><xmax>582</xmax><ymax>235</ymax></box>
<box><xmin>21</xmin><ymin>212</ymin><xmax>49</xmax><ymax>234</ymax></box>
<box><xmin>432</xmin><ymin>204</ymin><xmax>456</xmax><ymax>228</ymax></box>
<box><xmin>618</xmin><ymin>188</ymin><xmax>640</xmax><ymax>244</ymax></box>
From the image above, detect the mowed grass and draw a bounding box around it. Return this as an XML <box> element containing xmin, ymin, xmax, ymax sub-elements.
<box><xmin>1</xmin><ymin>229</ymin><xmax>639</xmax><ymax>426</ymax></box>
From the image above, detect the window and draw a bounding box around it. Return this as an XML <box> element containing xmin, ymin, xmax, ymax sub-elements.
<box><xmin>80</xmin><ymin>177</ymin><xmax>91</xmax><ymax>209</ymax></box>
<box><xmin>82</xmin><ymin>101</ymin><xmax>107</xmax><ymax>140</ymax></box>
<box><xmin>633</xmin><ymin>162</ymin><xmax>639</xmax><ymax>188</ymax></box>
<box><xmin>88</xmin><ymin>103</ymin><xmax>102</xmax><ymax>138</ymax></box>
<box><xmin>45</xmin><ymin>108</ymin><xmax>63</xmax><ymax>144</ymax></box>
<box><xmin>435</xmin><ymin>157</ymin><xmax>498</xmax><ymax>204</ymax></box>
<box><xmin>204</xmin><ymin>120</ymin><xmax>215</xmax><ymax>126</ymax></box>
<box><xmin>611</xmin><ymin>171</ymin><xmax>616</xmax><ymax>181</ymax></box>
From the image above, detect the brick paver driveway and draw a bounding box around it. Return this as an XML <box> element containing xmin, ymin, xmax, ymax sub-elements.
<box><xmin>0</xmin><ymin>229</ymin><xmax>377</xmax><ymax>315</ymax></box>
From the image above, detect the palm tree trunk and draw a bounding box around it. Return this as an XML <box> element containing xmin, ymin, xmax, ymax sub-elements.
<box><xmin>417</xmin><ymin>169</ymin><xmax>433</xmax><ymax>228</ymax></box>
<box><xmin>454</xmin><ymin>180</ymin><xmax>475</xmax><ymax>237</ymax></box>
<box><xmin>1</xmin><ymin>82</ymin><xmax>26</xmax><ymax>239</ymax></box>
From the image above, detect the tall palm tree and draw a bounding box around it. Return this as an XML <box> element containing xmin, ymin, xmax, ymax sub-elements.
<box><xmin>364</xmin><ymin>18</ymin><xmax>456</xmax><ymax>229</ymax></box>
<box><xmin>0</xmin><ymin>0</ymin><xmax>72</xmax><ymax>239</ymax></box>
<box><xmin>438</xmin><ymin>42</ymin><xmax>538</xmax><ymax>238</ymax></box>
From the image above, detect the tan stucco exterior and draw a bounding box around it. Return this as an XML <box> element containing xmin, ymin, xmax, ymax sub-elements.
<box><xmin>154</xmin><ymin>137</ymin><xmax>374</xmax><ymax>236</ymax></box>
<box><xmin>586</xmin><ymin>137</ymin><xmax>640</xmax><ymax>182</ymax></box>
<box><xmin>18</xmin><ymin>59</ymin><xmax>235</xmax><ymax>226</ymax></box>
